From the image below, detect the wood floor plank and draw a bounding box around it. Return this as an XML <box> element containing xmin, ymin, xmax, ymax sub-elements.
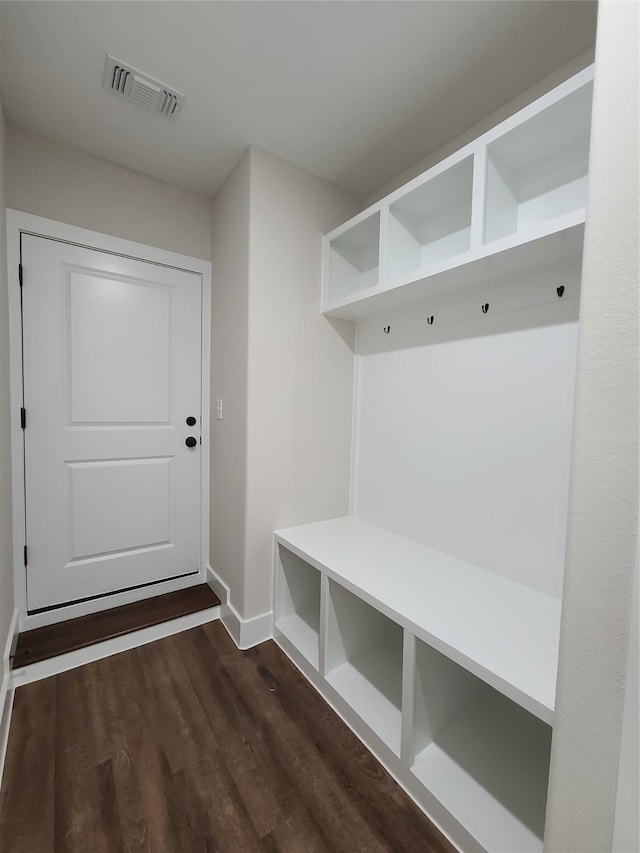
<box><xmin>54</xmin><ymin>667</ymin><xmax>100</xmax><ymax>851</ymax></box>
<box><xmin>177</xmin><ymin>754</ymin><xmax>264</xmax><ymax>853</ymax></box>
<box><xmin>0</xmin><ymin>621</ymin><xmax>458</xmax><ymax>853</ymax></box>
<box><xmin>83</xmin><ymin>654</ymin><xmax>128</xmax><ymax>764</ymax></box>
<box><xmin>109</xmin><ymin>737</ymin><xmax>150</xmax><ymax>853</ymax></box>
<box><xmin>135</xmin><ymin>633</ymin><xmax>216</xmax><ymax>777</ymax></box>
<box><xmin>173</xmin><ymin>628</ymin><xmax>293</xmax><ymax>838</ymax></box>
<box><xmin>172</xmin><ymin>764</ymin><xmax>223</xmax><ymax>853</ymax></box>
<box><xmin>200</xmin><ymin>627</ymin><xmax>390</xmax><ymax>853</ymax></box>
<box><xmin>12</xmin><ymin>584</ymin><xmax>220</xmax><ymax>668</ymax></box>
<box><xmin>177</xmin><ymin>628</ymin><xmax>299</xmax><ymax>843</ymax></box>
<box><xmin>129</xmin><ymin>637</ymin><xmax>262</xmax><ymax>853</ymax></box>
<box><xmin>95</xmin><ymin>759</ymin><xmax>126</xmax><ymax>853</ymax></box>
<box><xmin>0</xmin><ymin>679</ymin><xmax>56</xmax><ymax>853</ymax></box>
<box><xmin>133</xmin><ymin>718</ymin><xmax>197</xmax><ymax>853</ymax></box>
<box><xmin>264</xmin><ymin>804</ymin><xmax>335</xmax><ymax>853</ymax></box>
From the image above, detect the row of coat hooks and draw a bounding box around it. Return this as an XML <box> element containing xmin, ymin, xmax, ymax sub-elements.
<box><xmin>381</xmin><ymin>285</ymin><xmax>566</xmax><ymax>334</ymax></box>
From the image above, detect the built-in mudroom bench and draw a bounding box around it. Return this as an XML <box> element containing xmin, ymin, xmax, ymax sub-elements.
<box><xmin>273</xmin><ymin>64</ymin><xmax>594</xmax><ymax>853</ymax></box>
<box><xmin>274</xmin><ymin>518</ymin><xmax>558</xmax><ymax>852</ymax></box>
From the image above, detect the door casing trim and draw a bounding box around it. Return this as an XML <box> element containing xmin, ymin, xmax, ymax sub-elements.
<box><xmin>6</xmin><ymin>210</ymin><xmax>212</xmax><ymax>630</ymax></box>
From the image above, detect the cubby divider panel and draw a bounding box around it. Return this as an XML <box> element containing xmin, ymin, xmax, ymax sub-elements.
<box><xmin>388</xmin><ymin>156</ymin><xmax>473</xmax><ymax>283</ymax></box>
<box><xmin>412</xmin><ymin>640</ymin><xmax>552</xmax><ymax>852</ymax></box>
<box><xmin>275</xmin><ymin>545</ymin><xmax>322</xmax><ymax>669</ymax></box>
<box><xmin>326</xmin><ymin>579</ymin><xmax>403</xmax><ymax>755</ymax></box>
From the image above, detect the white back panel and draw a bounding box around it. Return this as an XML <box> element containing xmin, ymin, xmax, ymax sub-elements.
<box><xmin>353</xmin><ymin>295</ymin><xmax>579</xmax><ymax>599</ymax></box>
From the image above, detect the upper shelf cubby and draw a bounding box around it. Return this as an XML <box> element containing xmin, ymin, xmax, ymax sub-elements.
<box><xmin>387</xmin><ymin>156</ymin><xmax>474</xmax><ymax>285</ymax></box>
<box><xmin>324</xmin><ymin>211</ymin><xmax>380</xmax><ymax>305</ymax></box>
<box><xmin>484</xmin><ymin>81</ymin><xmax>593</xmax><ymax>245</ymax></box>
<box><xmin>322</xmin><ymin>66</ymin><xmax>594</xmax><ymax>320</ymax></box>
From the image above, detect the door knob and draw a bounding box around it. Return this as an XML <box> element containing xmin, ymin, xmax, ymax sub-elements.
<box><xmin>185</xmin><ymin>436</ymin><xmax>197</xmax><ymax>448</ymax></box>
<box><xmin>186</xmin><ymin>416</ymin><xmax>196</xmax><ymax>426</ymax></box>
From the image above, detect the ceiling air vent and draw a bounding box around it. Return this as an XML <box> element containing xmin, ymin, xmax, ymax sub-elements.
<box><xmin>103</xmin><ymin>55</ymin><xmax>185</xmax><ymax>120</ymax></box>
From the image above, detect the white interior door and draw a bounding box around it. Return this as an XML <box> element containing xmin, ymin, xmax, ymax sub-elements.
<box><xmin>21</xmin><ymin>235</ymin><xmax>202</xmax><ymax>612</ymax></box>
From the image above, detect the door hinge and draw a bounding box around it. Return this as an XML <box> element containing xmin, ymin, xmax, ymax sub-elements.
<box><xmin>20</xmin><ymin>407</ymin><xmax>26</xmax><ymax>430</ymax></box>
<box><xmin>18</xmin><ymin>264</ymin><xmax>23</xmax><ymax>287</ymax></box>
<box><xmin>23</xmin><ymin>545</ymin><xmax>27</xmax><ymax>567</ymax></box>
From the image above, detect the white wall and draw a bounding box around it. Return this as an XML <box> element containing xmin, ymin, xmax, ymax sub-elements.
<box><xmin>210</xmin><ymin>152</ymin><xmax>251</xmax><ymax>606</ymax></box>
<box><xmin>5</xmin><ymin>125</ymin><xmax>211</xmax><ymax>260</ymax></box>
<box><xmin>545</xmin><ymin>2</ymin><xmax>639</xmax><ymax>850</ymax></box>
<box><xmin>242</xmin><ymin>147</ymin><xmax>357</xmax><ymax>619</ymax></box>
<box><xmin>612</xmin><ymin>528</ymin><xmax>639</xmax><ymax>853</ymax></box>
<box><xmin>0</xmin><ymin>102</ymin><xmax>16</xmax><ymax>688</ymax></box>
<box><xmin>210</xmin><ymin>147</ymin><xmax>357</xmax><ymax>624</ymax></box>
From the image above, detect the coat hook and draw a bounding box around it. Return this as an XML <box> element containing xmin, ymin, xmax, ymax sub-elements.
<box><xmin>482</xmin><ymin>303</ymin><xmax>490</xmax><ymax>314</ymax></box>
<box><xmin>383</xmin><ymin>325</ymin><xmax>391</xmax><ymax>334</ymax></box>
<box><xmin>426</xmin><ymin>315</ymin><xmax>434</xmax><ymax>325</ymax></box>
<box><xmin>557</xmin><ymin>285</ymin><xmax>565</xmax><ymax>298</ymax></box>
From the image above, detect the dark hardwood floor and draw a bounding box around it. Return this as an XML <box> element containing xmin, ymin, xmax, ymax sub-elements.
<box><xmin>12</xmin><ymin>584</ymin><xmax>220</xmax><ymax>668</ymax></box>
<box><xmin>0</xmin><ymin>621</ymin><xmax>456</xmax><ymax>853</ymax></box>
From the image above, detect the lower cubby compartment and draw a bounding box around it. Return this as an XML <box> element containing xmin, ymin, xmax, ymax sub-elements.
<box><xmin>325</xmin><ymin>579</ymin><xmax>403</xmax><ymax>756</ymax></box>
<box><xmin>274</xmin><ymin>546</ymin><xmax>321</xmax><ymax>669</ymax></box>
<box><xmin>412</xmin><ymin>640</ymin><xmax>552</xmax><ymax>853</ymax></box>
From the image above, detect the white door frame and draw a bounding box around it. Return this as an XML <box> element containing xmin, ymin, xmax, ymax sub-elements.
<box><xmin>6</xmin><ymin>210</ymin><xmax>212</xmax><ymax>630</ymax></box>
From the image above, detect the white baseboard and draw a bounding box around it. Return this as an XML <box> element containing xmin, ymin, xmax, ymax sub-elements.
<box><xmin>206</xmin><ymin>565</ymin><xmax>273</xmax><ymax>650</ymax></box>
<box><xmin>223</xmin><ymin>604</ymin><xmax>272</xmax><ymax>650</ymax></box>
<box><xmin>10</xmin><ymin>604</ymin><xmax>220</xmax><ymax>689</ymax></box>
<box><xmin>0</xmin><ymin>685</ymin><xmax>14</xmax><ymax>790</ymax></box>
<box><xmin>0</xmin><ymin>608</ymin><xmax>19</xmax><ymax>704</ymax></box>
<box><xmin>0</xmin><ymin>608</ymin><xmax>19</xmax><ymax>787</ymax></box>
<box><xmin>205</xmin><ymin>564</ymin><xmax>229</xmax><ymax>605</ymax></box>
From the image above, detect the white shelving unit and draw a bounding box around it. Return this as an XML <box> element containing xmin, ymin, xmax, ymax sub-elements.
<box><xmin>321</xmin><ymin>66</ymin><xmax>593</xmax><ymax>319</ymax></box>
<box><xmin>275</xmin><ymin>65</ymin><xmax>593</xmax><ymax>853</ymax></box>
<box><xmin>273</xmin><ymin>517</ymin><xmax>559</xmax><ymax>851</ymax></box>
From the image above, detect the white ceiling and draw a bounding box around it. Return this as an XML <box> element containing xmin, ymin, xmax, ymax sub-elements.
<box><xmin>0</xmin><ymin>1</ymin><xmax>597</xmax><ymax>201</ymax></box>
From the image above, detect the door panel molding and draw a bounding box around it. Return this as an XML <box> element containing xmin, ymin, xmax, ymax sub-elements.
<box><xmin>7</xmin><ymin>210</ymin><xmax>212</xmax><ymax>630</ymax></box>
